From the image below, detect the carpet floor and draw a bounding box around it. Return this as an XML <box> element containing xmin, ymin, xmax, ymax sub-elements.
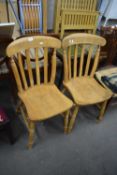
<box><xmin>0</xmin><ymin>75</ymin><xmax>117</xmax><ymax>175</ymax></box>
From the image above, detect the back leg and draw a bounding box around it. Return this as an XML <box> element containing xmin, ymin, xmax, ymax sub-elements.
<box><xmin>98</xmin><ymin>100</ymin><xmax>108</xmax><ymax>121</ymax></box>
<box><xmin>68</xmin><ymin>106</ymin><xmax>79</xmax><ymax>133</ymax></box>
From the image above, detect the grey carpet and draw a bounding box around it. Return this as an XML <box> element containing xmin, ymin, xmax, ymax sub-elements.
<box><xmin>0</xmin><ymin>76</ymin><xmax>117</xmax><ymax>175</ymax></box>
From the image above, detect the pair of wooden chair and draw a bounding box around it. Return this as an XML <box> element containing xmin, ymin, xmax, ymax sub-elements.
<box><xmin>6</xmin><ymin>33</ymin><xmax>112</xmax><ymax>148</ymax></box>
<box><xmin>54</xmin><ymin>0</ymin><xmax>99</xmax><ymax>39</ymax></box>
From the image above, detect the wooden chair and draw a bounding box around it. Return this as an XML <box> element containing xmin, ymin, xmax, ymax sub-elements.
<box><xmin>54</xmin><ymin>0</ymin><xmax>99</xmax><ymax>39</ymax></box>
<box><xmin>6</xmin><ymin>36</ymin><xmax>73</xmax><ymax>148</ymax></box>
<box><xmin>62</xmin><ymin>33</ymin><xmax>113</xmax><ymax>133</ymax></box>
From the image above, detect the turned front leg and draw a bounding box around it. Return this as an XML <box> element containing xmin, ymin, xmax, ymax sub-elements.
<box><xmin>28</xmin><ymin>121</ymin><xmax>35</xmax><ymax>149</ymax></box>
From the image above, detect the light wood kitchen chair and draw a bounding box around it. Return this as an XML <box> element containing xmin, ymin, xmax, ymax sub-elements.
<box><xmin>62</xmin><ymin>33</ymin><xmax>113</xmax><ymax>133</ymax></box>
<box><xmin>6</xmin><ymin>36</ymin><xmax>73</xmax><ymax>148</ymax></box>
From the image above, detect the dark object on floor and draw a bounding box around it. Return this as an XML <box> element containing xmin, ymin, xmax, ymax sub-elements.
<box><xmin>101</xmin><ymin>72</ymin><xmax>117</xmax><ymax>93</ymax></box>
<box><xmin>0</xmin><ymin>107</ymin><xmax>15</xmax><ymax>144</ymax></box>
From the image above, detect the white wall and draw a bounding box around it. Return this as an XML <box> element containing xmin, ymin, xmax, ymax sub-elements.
<box><xmin>104</xmin><ymin>0</ymin><xmax>117</xmax><ymax>19</ymax></box>
<box><xmin>47</xmin><ymin>0</ymin><xmax>55</xmax><ymax>30</ymax></box>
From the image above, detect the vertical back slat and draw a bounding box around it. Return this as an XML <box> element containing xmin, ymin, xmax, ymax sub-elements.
<box><xmin>73</xmin><ymin>45</ymin><xmax>78</xmax><ymax>78</ymax></box>
<box><xmin>90</xmin><ymin>47</ymin><xmax>100</xmax><ymax>77</ymax></box>
<box><xmin>89</xmin><ymin>0</ymin><xmax>93</xmax><ymax>11</ymax></box>
<box><xmin>18</xmin><ymin>53</ymin><xmax>28</xmax><ymax>90</ymax></box>
<box><xmin>50</xmin><ymin>49</ymin><xmax>56</xmax><ymax>84</ymax></box>
<box><xmin>92</xmin><ymin>0</ymin><xmax>96</xmax><ymax>11</ymax></box>
<box><xmin>10</xmin><ymin>57</ymin><xmax>23</xmax><ymax>93</ymax></box>
<box><xmin>35</xmin><ymin>48</ymin><xmax>40</xmax><ymax>85</ymax></box>
<box><xmin>85</xmin><ymin>46</ymin><xmax>93</xmax><ymax>76</ymax></box>
<box><xmin>85</xmin><ymin>0</ymin><xmax>88</xmax><ymax>10</ymax></box>
<box><xmin>25</xmin><ymin>49</ymin><xmax>34</xmax><ymax>87</ymax></box>
<box><xmin>87</xmin><ymin>0</ymin><xmax>91</xmax><ymax>11</ymax></box>
<box><xmin>68</xmin><ymin>47</ymin><xmax>71</xmax><ymax>79</ymax></box>
<box><xmin>63</xmin><ymin>49</ymin><xmax>68</xmax><ymax>82</ymax></box>
<box><xmin>79</xmin><ymin>45</ymin><xmax>85</xmax><ymax>76</ymax></box>
<box><xmin>44</xmin><ymin>47</ymin><xmax>48</xmax><ymax>84</ymax></box>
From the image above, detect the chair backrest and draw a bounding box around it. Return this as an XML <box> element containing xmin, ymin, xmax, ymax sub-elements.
<box><xmin>6</xmin><ymin>36</ymin><xmax>61</xmax><ymax>93</ymax></box>
<box><xmin>18</xmin><ymin>0</ymin><xmax>43</xmax><ymax>34</ymax></box>
<box><xmin>61</xmin><ymin>0</ymin><xmax>98</xmax><ymax>11</ymax></box>
<box><xmin>62</xmin><ymin>33</ymin><xmax>106</xmax><ymax>82</ymax></box>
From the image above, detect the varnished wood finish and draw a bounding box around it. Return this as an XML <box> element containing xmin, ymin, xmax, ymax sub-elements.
<box><xmin>62</xmin><ymin>33</ymin><xmax>113</xmax><ymax>132</ymax></box>
<box><xmin>18</xmin><ymin>85</ymin><xmax>73</xmax><ymax>121</ymax></box>
<box><xmin>7</xmin><ymin>36</ymin><xmax>60</xmax><ymax>57</ymax></box>
<box><xmin>62</xmin><ymin>33</ymin><xmax>106</xmax><ymax>49</ymax></box>
<box><xmin>62</xmin><ymin>33</ymin><xmax>106</xmax><ymax>82</ymax></box>
<box><xmin>63</xmin><ymin>77</ymin><xmax>112</xmax><ymax>105</ymax></box>
<box><xmin>7</xmin><ymin>36</ymin><xmax>73</xmax><ymax>148</ymax></box>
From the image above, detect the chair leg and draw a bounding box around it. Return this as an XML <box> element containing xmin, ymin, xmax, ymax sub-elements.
<box><xmin>68</xmin><ymin>106</ymin><xmax>79</xmax><ymax>133</ymax></box>
<box><xmin>98</xmin><ymin>100</ymin><xmax>108</xmax><ymax>121</ymax></box>
<box><xmin>58</xmin><ymin>64</ymin><xmax>64</xmax><ymax>88</ymax></box>
<box><xmin>28</xmin><ymin>121</ymin><xmax>35</xmax><ymax>149</ymax></box>
<box><xmin>60</xmin><ymin>29</ymin><xmax>64</xmax><ymax>39</ymax></box>
<box><xmin>64</xmin><ymin>110</ymin><xmax>70</xmax><ymax>134</ymax></box>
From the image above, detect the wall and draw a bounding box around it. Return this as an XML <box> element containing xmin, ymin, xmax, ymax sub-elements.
<box><xmin>0</xmin><ymin>0</ymin><xmax>8</xmax><ymax>22</ymax></box>
<box><xmin>0</xmin><ymin>0</ymin><xmax>19</xmax><ymax>38</ymax></box>
<box><xmin>47</xmin><ymin>0</ymin><xmax>55</xmax><ymax>29</ymax></box>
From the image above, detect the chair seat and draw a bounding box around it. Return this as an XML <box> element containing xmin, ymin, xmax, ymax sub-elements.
<box><xmin>64</xmin><ymin>77</ymin><xmax>113</xmax><ymax>105</ymax></box>
<box><xmin>19</xmin><ymin>85</ymin><xmax>73</xmax><ymax>121</ymax></box>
